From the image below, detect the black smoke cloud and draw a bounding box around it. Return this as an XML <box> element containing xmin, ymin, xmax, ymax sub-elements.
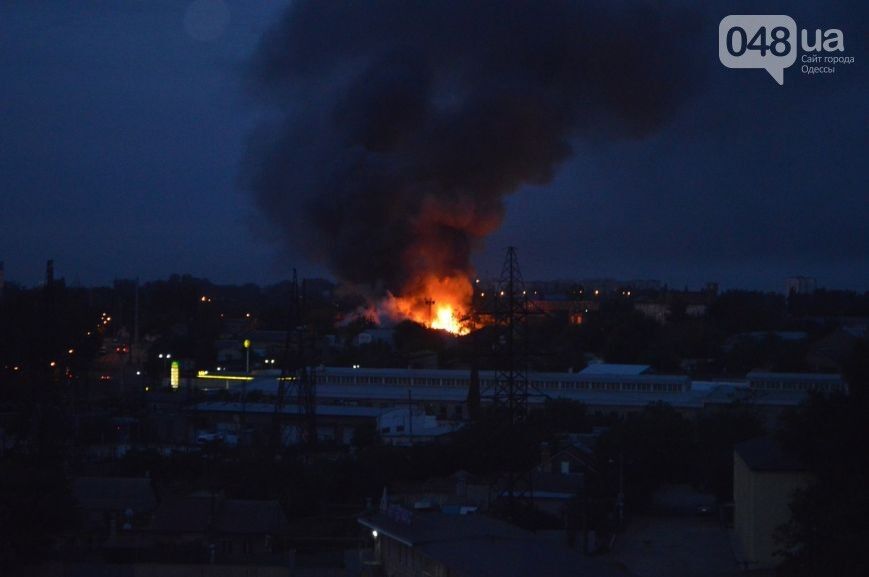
<box><xmin>246</xmin><ymin>0</ymin><xmax>703</xmax><ymax>296</ymax></box>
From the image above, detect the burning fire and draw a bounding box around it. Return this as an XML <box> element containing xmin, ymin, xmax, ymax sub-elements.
<box><xmin>382</xmin><ymin>274</ymin><xmax>472</xmax><ymax>335</ymax></box>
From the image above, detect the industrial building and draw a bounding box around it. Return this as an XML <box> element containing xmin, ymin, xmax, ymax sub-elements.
<box><xmin>193</xmin><ymin>365</ymin><xmax>844</xmax><ymax>426</ymax></box>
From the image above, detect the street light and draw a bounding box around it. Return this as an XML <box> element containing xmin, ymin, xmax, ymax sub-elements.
<box><xmin>157</xmin><ymin>353</ymin><xmax>172</xmax><ymax>382</ymax></box>
<box><xmin>243</xmin><ymin>339</ymin><xmax>251</xmax><ymax>373</ymax></box>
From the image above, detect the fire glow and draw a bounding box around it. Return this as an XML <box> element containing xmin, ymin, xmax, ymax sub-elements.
<box><xmin>381</xmin><ymin>274</ymin><xmax>472</xmax><ymax>335</ymax></box>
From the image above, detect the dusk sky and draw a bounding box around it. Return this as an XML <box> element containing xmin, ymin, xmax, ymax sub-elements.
<box><xmin>1</xmin><ymin>0</ymin><xmax>866</xmax><ymax>291</ymax></box>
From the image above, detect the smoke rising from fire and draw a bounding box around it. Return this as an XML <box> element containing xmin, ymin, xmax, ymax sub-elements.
<box><xmin>246</xmin><ymin>0</ymin><xmax>702</xmax><ymax>308</ymax></box>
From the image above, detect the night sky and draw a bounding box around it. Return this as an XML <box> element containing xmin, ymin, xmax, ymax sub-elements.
<box><xmin>1</xmin><ymin>0</ymin><xmax>866</xmax><ymax>290</ymax></box>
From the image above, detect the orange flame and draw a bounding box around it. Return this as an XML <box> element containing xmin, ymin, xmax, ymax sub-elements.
<box><xmin>382</xmin><ymin>274</ymin><xmax>472</xmax><ymax>335</ymax></box>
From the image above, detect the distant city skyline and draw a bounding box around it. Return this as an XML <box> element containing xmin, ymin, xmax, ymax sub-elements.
<box><xmin>0</xmin><ymin>257</ymin><xmax>846</xmax><ymax>297</ymax></box>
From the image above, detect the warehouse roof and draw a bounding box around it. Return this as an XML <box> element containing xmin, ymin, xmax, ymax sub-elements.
<box><xmin>192</xmin><ymin>401</ymin><xmax>385</xmax><ymax>418</ymax></box>
<box><xmin>578</xmin><ymin>363</ymin><xmax>651</xmax><ymax>376</ymax></box>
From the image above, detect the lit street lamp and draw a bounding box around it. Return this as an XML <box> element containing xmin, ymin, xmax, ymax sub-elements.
<box><xmin>243</xmin><ymin>339</ymin><xmax>251</xmax><ymax>373</ymax></box>
<box><xmin>157</xmin><ymin>353</ymin><xmax>172</xmax><ymax>382</ymax></box>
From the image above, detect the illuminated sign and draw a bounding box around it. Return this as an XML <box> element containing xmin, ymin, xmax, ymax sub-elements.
<box><xmin>170</xmin><ymin>360</ymin><xmax>180</xmax><ymax>389</ymax></box>
<box><xmin>196</xmin><ymin>370</ymin><xmax>253</xmax><ymax>382</ymax></box>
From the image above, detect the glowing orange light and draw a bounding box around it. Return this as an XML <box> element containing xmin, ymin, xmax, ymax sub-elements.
<box><xmin>384</xmin><ymin>274</ymin><xmax>472</xmax><ymax>335</ymax></box>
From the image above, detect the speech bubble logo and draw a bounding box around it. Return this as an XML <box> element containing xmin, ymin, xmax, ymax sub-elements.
<box><xmin>719</xmin><ymin>15</ymin><xmax>797</xmax><ymax>85</ymax></box>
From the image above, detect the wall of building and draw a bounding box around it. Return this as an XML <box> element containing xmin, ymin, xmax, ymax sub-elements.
<box><xmin>380</xmin><ymin>537</ymin><xmax>449</xmax><ymax>577</ymax></box>
<box><xmin>733</xmin><ymin>454</ymin><xmax>811</xmax><ymax>569</ymax></box>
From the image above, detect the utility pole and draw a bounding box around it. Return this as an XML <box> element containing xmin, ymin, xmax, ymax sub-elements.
<box><xmin>297</xmin><ymin>279</ymin><xmax>318</xmax><ymax>448</ymax></box>
<box><xmin>133</xmin><ymin>278</ymin><xmax>139</xmax><ymax>360</ymax></box>
<box><xmin>617</xmin><ymin>451</ymin><xmax>625</xmax><ymax>527</ymax></box>
<box><xmin>273</xmin><ymin>271</ymin><xmax>317</xmax><ymax>451</ymax></box>
<box><xmin>273</xmin><ymin>269</ymin><xmax>298</xmax><ymax>449</ymax></box>
<box><xmin>424</xmin><ymin>298</ymin><xmax>435</xmax><ymax>328</ymax></box>
<box><xmin>407</xmin><ymin>388</ymin><xmax>413</xmax><ymax>446</ymax></box>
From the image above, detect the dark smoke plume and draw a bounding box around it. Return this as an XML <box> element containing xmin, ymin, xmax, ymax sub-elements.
<box><xmin>246</xmin><ymin>0</ymin><xmax>702</xmax><ymax>296</ymax></box>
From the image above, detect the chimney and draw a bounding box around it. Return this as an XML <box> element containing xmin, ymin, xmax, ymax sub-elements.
<box><xmin>45</xmin><ymin>259</ymin><xmax>54</xmax><ymax>288</ymax></box>
<box><xmin>705</xmin><ymin>282</ymin><xmax>719</xmax><ymax>297</ymax></box>
<box><xmin>541</xmin><ymin>442</ymin><xmax>552</xmax><ymax>473</ymax></box>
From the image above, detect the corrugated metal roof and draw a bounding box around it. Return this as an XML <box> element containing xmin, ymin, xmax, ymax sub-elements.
<box><xmin>578</xmin><ymin>363</ymin><xmax>651</xmax><ymax>376</ymax></box>
<box><xmin>192</xmin><ymin>401</ymin><xmax>385</xmax><ymax>418</ymax></box>
<box><xmin>747</xmin><ymin>371</ymin><xmax>843</xmax><ymax>382</ymax></box>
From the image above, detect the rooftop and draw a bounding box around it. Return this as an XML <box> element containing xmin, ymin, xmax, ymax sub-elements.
<box><xmin>735</xmin><ymin>437</ymin><xmax>807</xmax><ymax>473</ymax></box>
<box><xmin>192</xmin><ymin>401</ymin><xmax>385</xmax><ymax>418</ymax></box>
<box><xmin>360</xmin><ymin>512</ymin><xmax>628</xmax><ymax>577</ymax></box>
<box><xmin>578</xmin><ymin>363</ymin><xmax>651</xmax><ymax>376</ymax></box>
<box><xmin>746</xmin><ymin>371</ymin><xmax>843</xmax><ymax>382</ymax></box>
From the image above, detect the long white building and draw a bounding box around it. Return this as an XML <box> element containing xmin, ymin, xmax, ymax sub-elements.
<box><xmin>193</xmin><ymin>364</ymin><xmax>845</xmax><ymax>419</ymax></box>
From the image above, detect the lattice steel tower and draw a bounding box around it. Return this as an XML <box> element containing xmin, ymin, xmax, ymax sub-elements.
<box><xmin>273</xmin><ymin>270</ymin><xmax>317</xmax><ymax>449</ymax></box>
<box><xmin>487</xmin><ymin>246</ymin><xmax>531</xmax><ymax>423</ymax></box>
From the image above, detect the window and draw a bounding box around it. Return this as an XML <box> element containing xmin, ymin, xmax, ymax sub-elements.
<box><xmin>560</xmin><ymin>461</ymin><xmax>570</xmax><ymax>474</ymax></box>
